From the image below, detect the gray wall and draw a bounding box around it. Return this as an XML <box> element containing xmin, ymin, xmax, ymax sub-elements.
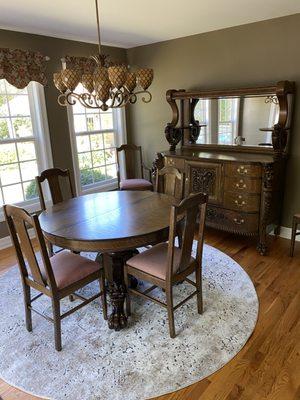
<box><xmin>0</xmin><ymin>29</ymin><xmax>127</xmax><ymax>238</ymax></box>
<box><xmin>1</xmin><ymin>14</ymin><xmax>300</xmax><ymax>238</ymax></box>
<box><xmin>126</xmin><ymin>14</ymin><xmax>300</xmax><ymax>227</ymax></box>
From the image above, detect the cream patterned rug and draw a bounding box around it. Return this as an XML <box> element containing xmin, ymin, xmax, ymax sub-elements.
<box><xmin>0</xmin><ymin>243</ymin><xmax>258</xmax><ymax>400</ymax></box>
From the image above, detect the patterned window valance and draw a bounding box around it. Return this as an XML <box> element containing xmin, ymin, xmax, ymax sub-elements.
<box><xmin>0</xmin><ymin>48</ymin><xmax>49</xmax><ymax>89</ymax></box>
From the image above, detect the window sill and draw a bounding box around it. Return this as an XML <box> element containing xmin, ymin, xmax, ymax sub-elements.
<box><xmin>80</xmin><ymin>180</ymin><xmax>118</xmax><ymax>195</ymax></box>
<box><xmin>0</xmin><ymin>200</ymin><xmax>43</xmax><ymax>223</ymax></box>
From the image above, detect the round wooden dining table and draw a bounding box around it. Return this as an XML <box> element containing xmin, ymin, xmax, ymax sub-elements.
<box><xmin>39</xmin><ymin>190</ymin><xmax>176</xmax><ymax>330</ymax></box>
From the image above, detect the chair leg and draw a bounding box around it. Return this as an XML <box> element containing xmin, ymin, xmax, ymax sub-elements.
<box><xmin>166</xmin><ymin>287</ymin><xmax>175</xmax><ymax>338</ymax></box>
<box><xmin>177</xmin><ymin>231</ymin><xmax>183</xmax><ymax>249</ymax></box>
<box><xmin>69</xmin><ymin>294</ymin><xmax>75</xmax><ymax>302</ymax></box>
<box><xmin>99</xmin><ymin>270</ymin><xmax>108</xmax><ymax>320</ymax></box>
<box><xmin>195</xmin><ymin>264</ymin><xmax>203</xmax><ymax>314</ymax></box>
<box><xmin>47</xmin><ymin>241</ymin><xmax>54</xmax><ymax>257</ymax></box>
<box><xmin>51</xmin><ymin>298</ymin><xmax>62</xmax><ymax>351</ymax></box>
<box><xmin>290</xmin><ymin>219</ymin><xmax>298</xmax><ymax>257</ymax></box>
<box><xmin>24</xmin><ymin>284</ymin><xmax>32</xmax><ymax>332</ymax></box>
<box><xmin>124</xmin><ymin>269</ymin><xmax>131</xmax><ymax>317</ymax></box>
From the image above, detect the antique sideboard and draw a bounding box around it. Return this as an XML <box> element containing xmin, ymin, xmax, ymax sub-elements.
<box><xmin>154</xmin><ymin>81</ymin><xmax>295</xmax><ymax>255</ymax></box>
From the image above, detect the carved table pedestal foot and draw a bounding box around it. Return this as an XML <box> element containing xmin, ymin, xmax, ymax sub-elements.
<box><xmin>96</xmin><ymin>249</ymin><xmax>138</xmax><ymax>331</ymax></box>
<box><xmin>107</xmin><ymin>282</ymin><xmax>127</xmax><ymax>330</ymax></box>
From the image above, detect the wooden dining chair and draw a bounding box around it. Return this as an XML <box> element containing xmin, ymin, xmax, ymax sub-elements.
<box><xmin>156</xmin><ymin>165</ymin><xmax>185</xmax><ymax>248</ymax></box>
<box><xmin>116</xmin><ymin>144</ymin><xmax>153</xmax><ymax>191</ymax></box>
<box><xmin>124</xmin><ymin>192</ymin><xmax>208</xmax><ymax>338</ymax></box>
<box><xmin>4</xmin><ymin>204</ymin><xmax>107</xmax><ymax>351</ymax></box>
<box><xmin>36</xmin><ymin>168</ymin><xmax>76</xmax><ymax>256</ymax></box>
<box><xmin>290</xmin><ymin>213</ymin><xmax>300</xmax><ymax>256</ymax></box>
<box><xmin>155</xmin><ymin>166</ymin><xmax>185</xmax><ymax>201</ymax></box>
<box><xmin>36</xmin><ymin>167</ymin><xmax>75</xmax><ymax>211</ymax></box>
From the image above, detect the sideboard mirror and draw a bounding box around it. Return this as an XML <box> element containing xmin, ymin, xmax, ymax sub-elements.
<box><xmin>164</xmin><ymin>81</ymin><xmax>295</xmax><ymax>156</ymax></box>
<box><xmin>193</xmin><ymin>95</ymin><xmax>280</xmax><ymax>147</ymax></box>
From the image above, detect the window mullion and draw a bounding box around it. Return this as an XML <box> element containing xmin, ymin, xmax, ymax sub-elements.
<box><xmin>14</xmin><ymin>141</ymin><xmax>25</xmax><ymax>202</ymax></box>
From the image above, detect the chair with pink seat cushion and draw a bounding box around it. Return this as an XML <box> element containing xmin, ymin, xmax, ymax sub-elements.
<box><xmin>35</xmin><ymin>167</ymin><xmax>77</xmax><ymax>257</ymax></box>
<box><xmin>4</xmin><ymin>204</ymin><xmax>107</xmax><ymax>351</ymax></box>
<box><xmin>116</xmin><ymin>144</ymin><xmax>153</xmax><ymax>191</ymax></box>
<box><xmin>124</xmin><ymin>192</ymin><xmax>208</xmax><ymax>338</ymax></box>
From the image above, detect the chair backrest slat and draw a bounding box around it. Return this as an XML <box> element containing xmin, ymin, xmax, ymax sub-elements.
<box><xmin>4</xmin><ymin>205</ymin><xmax>56</xmax><ymax>290</ymax></box>
<box><xmin>166</xmin><ymin>193</ymin><xmax>208</xmax><ymax>281</ymax></box>
<box><xmin>116</xmin><ymin>144</ymin><xmax>143</xmax><ymax>181</ymax></box>
<box><xmin>14</xmin><ymin>218</ymin><xmax>45</xmax><ymax>284</ymax></box>
<box><xmin>156</xmin><ymin>166</ymin><xmax>185</xmax><ymax>200</ymax></box>
<box><xmin>36</xmin><ymin>168</ymin><xmax>75</xmax><ymax>211</ymax></box>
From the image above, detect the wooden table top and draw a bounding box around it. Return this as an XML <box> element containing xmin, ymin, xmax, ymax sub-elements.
<box><xmin>39</xmin><ymin>191</ymin><xmax>176</xmax><ymax>252</ymax></box>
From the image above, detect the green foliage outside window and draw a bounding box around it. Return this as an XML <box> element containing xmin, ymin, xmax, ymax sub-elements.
<box><xmin>0</xmin><ymin>119</ymin><xmax>9</xmax><ymax>139</ymax></box>
<box><xmin>24</xmin><ymin>180</ymin><xmax>38</xmax><ymax>200</ymax></box>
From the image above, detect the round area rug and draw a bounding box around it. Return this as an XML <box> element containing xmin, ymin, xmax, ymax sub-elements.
<box><xmin>0</xmin><ymin>242</ymin><xmax>258</xmax><ymax>400</ymax></box>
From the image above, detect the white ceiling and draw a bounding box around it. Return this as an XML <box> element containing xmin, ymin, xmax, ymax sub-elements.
<box><xmin>0</xmin><ymin>0</ymin><xmax>299</xmax><ymax>48</ymax></box>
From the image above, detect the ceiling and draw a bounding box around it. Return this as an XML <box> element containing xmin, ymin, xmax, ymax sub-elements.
<box><xmin>0</xmin><ymin>0</ymin><xmax>299</xmax><ymax>48</ymax></box>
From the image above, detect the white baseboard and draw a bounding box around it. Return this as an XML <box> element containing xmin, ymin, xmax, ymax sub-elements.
<box><xmin>0</xmin><ymin>228</ymin><xmax>35</xmax><ymax>251</ymax></box>
<box><xmin>0</xmin><ymin>225</ymin><xmax>298</xmax><ymax>252</ymax></box>
<box><xmin>272</xmin><ymin>226</ymin><xmax>299</xmax><ymax>241</ymax></box>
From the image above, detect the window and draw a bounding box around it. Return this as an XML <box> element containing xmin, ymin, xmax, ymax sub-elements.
<box><xmin>0</xmin><ymin>79</ymin><xmax>52</xmax><ymax>214</ymax></box>
<box><xmin>195</xmin><ymin>99</ymin><xmax>210</xmax><ymax>144</ymax></box>
<box><xmin>218</xmin><ymin>98</ymin><xmax>239</xmax><ymax>144</ymax></box>
<box><xmin>68</xmin><ymin>84</ymin><xmax>126</xmax><ymax>194</ymax></box>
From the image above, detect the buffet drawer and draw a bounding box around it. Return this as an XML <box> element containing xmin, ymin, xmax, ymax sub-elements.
<box><xmin>224</xmin><ymin>192</ymin><xmax>261</xmax><ymax>212</ymax></box>
<box><xmin>206</xmin><ymin>206</ymin><xmax>259</xmax><ymax>234</ymax></box>
<box><xmin>225</xmin><ymin>163</ymin><xmax>262</xmax><ymax>178</ymax></box>
<box><xmin>225</xmin><ymin>177</ymin><xmax>261</xmax><ymax>194</ymax></box>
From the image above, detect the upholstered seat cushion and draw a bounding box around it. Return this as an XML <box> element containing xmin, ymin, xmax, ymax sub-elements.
<box><xmin>126</xmin><ymin>243</ymin><xmax>195</xmax><ymax>280</ymax></box>
<box><xmin>41</xmin><ymin>251</ymin><xmax>101</xmax><ymax>290</ymax></box>
<box><xmin>120</xmin><ymin>178</ymin><xmax>153</xmax><ymax>191</ymax></box>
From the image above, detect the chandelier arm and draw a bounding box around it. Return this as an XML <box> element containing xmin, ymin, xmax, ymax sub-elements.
<box><xmin>129</xmin><ymin>93</ymin><xmax>137</xmax><ymax>104</ymax></box>
<box><xmin>95</xmin><ymin>0</ymin><xmax>102</xmax><ymax>55</ymax></box>
<box><xmin>78</xmin><ymin>93</ymin><xmax>95</xmax><ymax>108</ymax></box>
<box><xmin>58</xmin><ymin>93</ymin><xmax>67</xmax><ymax>106</ymax></box>
<box><xmin>65</xmin><ymin>92</ymin><xmax>77</xmax><ymax>106</ymax></box>
<box><xmin>108</xmin><ymin>89</ymin><xmax>130</xmax><ymax>108</ymax></box>
<box><xmin>110</xmin><ymin>89</ymin><xmax>124</xmax><ymax>108</ymax></box>
<box><xmin>82</xmin><ymin>93</ymin><xmax>95</xmax><ymax>107</ymax></box>
<box><xmin>141</xmin><ymin>91</ymin><xmax>152</xmax><ymax>104</ymax></box>
<box><xmin>129</xmin><ymin>90</ymin><xmax>152</xmax><ymax>104</ymax></box>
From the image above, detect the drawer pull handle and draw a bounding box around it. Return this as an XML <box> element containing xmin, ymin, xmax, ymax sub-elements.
<box><xmin>237</xmin><ymin>167</ymin><xmax>248</xmax><ymax>175</ymax></box>
<box><xmin>234</xmin><ymin>218</ymin><xmax>245</xmax><ymax>225</ymax></box>
<box><xmin>235</xmin><ymin>182</ymin><xmax>247</xmax><ymax>189</ymax></box>
<box><xmin>234</xmin><ymin>199</ymin><xmax>246</xmax><ymax>207</ymax></box>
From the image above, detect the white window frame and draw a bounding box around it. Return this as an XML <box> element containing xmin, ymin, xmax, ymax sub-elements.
<box><xmin>0</xmin><ymin>81</ymin><xmax>53</xmax><ymax>221</ymax></box>
<box><xmin>217</xmin><ymin>98</ymin><xmax>240</xmax><ymax>144</ymax></box>
<box><xmin>195</xmin><ymin>99</ymin><xmax>211</xmax><ymax>144</ymax></box>
<box><xmin>68</xmin><ymin>105</ymin><xmax>127</xmax><ymax>196</ymax></box>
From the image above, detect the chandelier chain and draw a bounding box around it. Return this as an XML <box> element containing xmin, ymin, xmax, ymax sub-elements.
<box><xmin>95</xmin><ymin>0</ymin><xmax>102</xmax><ymax>55</ymax></box>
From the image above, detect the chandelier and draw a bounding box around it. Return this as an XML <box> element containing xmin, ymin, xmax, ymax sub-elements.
<box><xmin>53</xmin><ymin>0</ymin><xmax>153</xmax><ymax>111</ymax></box>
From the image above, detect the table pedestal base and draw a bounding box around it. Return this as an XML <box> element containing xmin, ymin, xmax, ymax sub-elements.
<box><xmin>96</xmin><ymin>249</ymin><xmax>138</xmax><ymax>331</ymax></box>
<box><xmin>107</xmin><ymin>282</ymin><xmax>127</xmax><ymax>330</ymax></box>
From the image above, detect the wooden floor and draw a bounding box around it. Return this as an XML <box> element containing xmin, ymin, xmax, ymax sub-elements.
<box><xmin>0</xmin><ymin>229</ymin><xmax>299</xmax><ymax>400</ymax></box>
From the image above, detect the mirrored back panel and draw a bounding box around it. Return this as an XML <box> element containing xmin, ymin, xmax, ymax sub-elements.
<box><xmin>193</xmin><ymin>95</ymin><xmax>279</xmax><ymax>147</ymax></box>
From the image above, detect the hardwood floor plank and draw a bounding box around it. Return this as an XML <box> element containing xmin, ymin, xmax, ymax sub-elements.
<box><xmin>0</xmin><ymin>229</ymin><xmax>299</xmax><ymax>400</ymax></box>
